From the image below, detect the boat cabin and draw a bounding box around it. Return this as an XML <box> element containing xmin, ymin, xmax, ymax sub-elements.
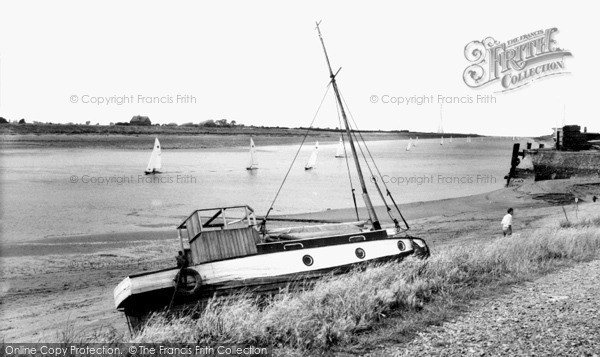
<box><xmin>177</xmin><ymin>205</ymin><xmax>262</xmax><ymax>265</ymax></box>
<box><xmin>177</xmin><ymin>205</ymin><xmax>372</xmax><ymax>265</ymax></box>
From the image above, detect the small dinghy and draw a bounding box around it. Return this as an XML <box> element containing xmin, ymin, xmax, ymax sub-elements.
<box><xmin>246</xmin><ymin>138</ymin><xmax>258</xmax><ymax>170</ymax></box>
<box><xmin>144</xmin><ymin>138</ymin><xmax>162</xmax><ymax>175</ymax></box>
<box><xmin>305</xmin><ymin>141</ymin><xmax>319</xmax><ymax>170</ymax></box>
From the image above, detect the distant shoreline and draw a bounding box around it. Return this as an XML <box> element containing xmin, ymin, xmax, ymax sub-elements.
<box><xmin>0</xmin><ymin>122</ymin><xmax>480</xmax><ymax>137</ymax></box>
<box><xmin>0</xmin><ymin>125</ymin><xmax>479</xmax><ymax>150</ymax></box>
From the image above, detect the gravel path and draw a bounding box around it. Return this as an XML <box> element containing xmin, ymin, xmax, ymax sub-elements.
<box><xmin>379</xmin><ymin>259</ymin><xmax>600</xmax><ymax>356</ymax></box>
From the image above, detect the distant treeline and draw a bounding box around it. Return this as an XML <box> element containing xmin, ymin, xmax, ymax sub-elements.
<box><xmin>0</xmin><ymin>116</ymin><xmax>479</xmax><ymax>138</ymax></box>
<box><xmin>0</xmin><ymin>116</ymin><xmax>242</xmax><ymax>128</ymax></box>
<box><xmin>0</xmin><ymin>125</ymin><xmax>479</xmax><ymax>139</ymax></box>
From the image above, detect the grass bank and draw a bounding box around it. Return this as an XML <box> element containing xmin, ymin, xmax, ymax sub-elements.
<box><xmin>0</xmin><ymin>123</ymin><xmax>470</xmax><ymax>150</ymax></box>
<box><xmin>130</xmin><ymin>220</ymin><xmax>600</xmax><ymax>354</ymax></box>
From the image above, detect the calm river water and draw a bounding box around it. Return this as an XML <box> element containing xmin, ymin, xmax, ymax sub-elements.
<box><xmin>0</xmin><ymin>138</ymin><xmax>520</xmax><ymax>242</ymax></box>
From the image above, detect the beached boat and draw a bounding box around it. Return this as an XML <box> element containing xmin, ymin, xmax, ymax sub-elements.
<box><xmin>246</xmin><ymin>138</ymin><xmax>258</xmax><ymax>170</ymax></box>
<box><xmin>114</xmin><ymin>23</ymin><xmax>430</xmax><ymax>331</ymax></box>
<box><xmin>335</xmin><ymin>137</ymin><xmax>345</xmax><ymax>158</ymax></box>
<box><xmin>305</xmin><ymin>141</ymin><xmax>319</xmax><ymax>170</ymax></box>
<box><xmin>144</xmin><ymin>138</ymin><xmax>162</xmax><ymax>175</ymax></box>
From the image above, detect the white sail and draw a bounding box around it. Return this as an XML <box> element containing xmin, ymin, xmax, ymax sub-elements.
<box><xmin>335</xmin><ymin>137</ymin><xmax>345</xmax><ymax>158</ymax></box>
<box><xmin>414</xmin><ymin>136</ymin><xmax>418</xmax><ymax>147</ymax></box>
<box><xmin>440</xmin><ymin>136</ymin><xmax>444</xmax><ymax>145</ymax></box>
<box><xmin>305</xmin><ymin>141</ymin><xmax>319</xmax><ymax>169</ymax></box>
<box><xmin>145</xmin><ymin>137</ymin><xmax>162</xmax><ymax>174</ymax></box>
<box><xmin>406</xmin><ymin>138</ymin><xmax>412</xmax><ymax>151</ymax></box>
<box><xmin>467</xmin><ymin>136</ymin><xmax>471</xmax><ymax>143</ymax></box>
<box><xmin>247</xmin><ymin>138</ymin><xmax>258</xmax><ymax>170</ymax></box>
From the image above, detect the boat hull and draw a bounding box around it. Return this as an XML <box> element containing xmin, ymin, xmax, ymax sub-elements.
<box><xmin>114</xmin><ymin>235</ymin><xmax>428</xmax><ymax>330</ymax></box>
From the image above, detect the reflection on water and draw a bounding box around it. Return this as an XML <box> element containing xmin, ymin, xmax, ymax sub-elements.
<box><xmin>0</xmin><ymin>138</ymin><xmax>517</xmax><ymax>241</ymax></box>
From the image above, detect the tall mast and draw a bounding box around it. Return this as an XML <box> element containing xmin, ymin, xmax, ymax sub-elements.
<box><xmin>315</xmin><ymin>22</ymin><xmax>381</xmax><ymax>230</ymax></box>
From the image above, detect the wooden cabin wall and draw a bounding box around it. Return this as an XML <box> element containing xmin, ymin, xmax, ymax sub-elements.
<box><xmin>189</xmin><ymin>227</ymin><xmax>260</xmax><ymax>264</ymax></box>
<box><xmin>186</xmin><ymin>214</ymin><xmax>201</xmax><ymax>239</ymax></box>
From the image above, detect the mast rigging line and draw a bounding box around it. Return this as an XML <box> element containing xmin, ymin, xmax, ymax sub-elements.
<box><xmin>339</xmin><ymin>91</ymin><xmax>410</xmax><ymax>231</ymax></box>
<box><xmin>262</xmin><ymin>83</ymin><xmax>333</xmax><ymax>230</ymax></box>
<box><xmin>334</xmin><ymin>92</ymin><xmax>360</xmax><ymax>221</ymax></box>
<box><xmin>346</xmin><ymin>118</ymin><xmax>405</xmax><ymax>230</ymax></box>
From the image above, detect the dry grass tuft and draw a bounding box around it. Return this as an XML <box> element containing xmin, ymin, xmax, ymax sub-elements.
<box><xmin>560</xmin><ymin>216</ymin><xmax>600</xmax><ymax>228</ymax></box>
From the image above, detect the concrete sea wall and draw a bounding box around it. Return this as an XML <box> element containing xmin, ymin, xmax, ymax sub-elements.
<box><xmin>527</xmin><ymin>149</ymin><xmax>600</xmax><ymax>180</ymax></box>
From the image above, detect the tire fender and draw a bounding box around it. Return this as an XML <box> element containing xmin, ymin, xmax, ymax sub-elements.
<box><xmin>175</xmin><ymin>268</ymin><xmax>202</xmax><ymax>296</ymax></box>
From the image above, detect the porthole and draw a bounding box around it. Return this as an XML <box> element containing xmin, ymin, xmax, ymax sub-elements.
<box><xmin>397</xmin><ymin>241</ymin><xmax>406</xmax><ymax>251</ymax></box>
<box><xmin>302</xmin><ymin>255</ymin><xmax>314</xmax><ymax>266</ymax></box>
<box><xmin>355</xmin><ymin>248</ymin><xmax>366</xmax><ymax>259</ymax></box>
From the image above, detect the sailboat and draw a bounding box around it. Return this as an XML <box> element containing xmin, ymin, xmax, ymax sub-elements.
<box><xmin>305</xmin><ymin>141</ymin><xmax>319</xmax><ymax>170</ymax></box>
<box><xmin>335</xmin><ymin>137</ymin><xmax>345</xmax><ymax>158</ymax></box>
<box><xmin>144</xmin><ymin>138</ymin><xmax>162</xmax><ymax>175</ymax></box>
<box><xmin>406</xmin><ymin>138</ymin><xmax>412</xmax><ymax>151</ymax></box>
<box><xmin>246</xmin><ymin>138</ymin><xmax>258</xmax><ymax>170</ymax></box>
<box><xmin>467</xmin><ymin>136</ymin><xmax>471</xmax><ymax>143</ymax></box>
<box><xmin>440</xmin><ymin>136</ymin><xmax>444</xmax><ymax>145</ymax></box>
<box><xmin>114</xmin><ymin>23</ymin><xmax>430</xmax><ymax>330</ymax></box>
<box><xmin>449</xmin><ymin>136</ymin><xmax>452</xmax><ymax>144</ymax></box>
<box><xmin>414</xmin><ymin>136</ymin><xmax>418</xmax><ymax>147</ymax></box>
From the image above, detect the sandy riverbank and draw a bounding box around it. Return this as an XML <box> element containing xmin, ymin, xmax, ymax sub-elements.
<box><xmin>0</xmin><ymin>178</ymin><xmax>598</xmax><ymax>342</ymax></box>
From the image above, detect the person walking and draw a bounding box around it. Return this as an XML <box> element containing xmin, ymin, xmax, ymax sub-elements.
<box><xmin>501</xmin><ymin>208</ymin><xmax>513</xmax><ymax>237</ymax></box>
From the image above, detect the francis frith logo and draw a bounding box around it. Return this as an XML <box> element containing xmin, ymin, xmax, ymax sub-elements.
<box><xmin>463</xmin><ymin>28</ymin><xmax>572</xmax><ymax>92</ymax></box>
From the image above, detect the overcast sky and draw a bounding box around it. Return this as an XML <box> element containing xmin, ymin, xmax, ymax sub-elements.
<box><xmin>0</xmin><ymin>1</ymin><xmax>597</xmax><ymax>136</ymax></box>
